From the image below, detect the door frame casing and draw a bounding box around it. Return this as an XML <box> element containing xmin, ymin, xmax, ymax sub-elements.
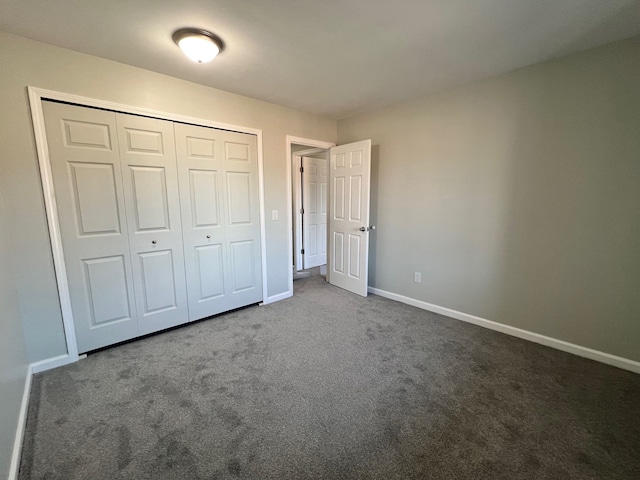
<box><xmin>285</xmin><ymin>136</ymin><xmax>335</xmax><ymax>299</ymax></box>
<box><xmin>28</xmin><ymin>86</ymin><xmax>269</xmax><ymax>367</ymax></box>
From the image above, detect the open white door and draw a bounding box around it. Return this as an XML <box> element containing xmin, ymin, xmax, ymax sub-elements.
<box><xmin>328</xmin><ymin>140</ymin><xmax>372</xmax><ymax>297</ymax></box>
<box><xmin>302</xmin><ymin>156</ymin><xmax>328</xmax><ymax>269</ymax></box>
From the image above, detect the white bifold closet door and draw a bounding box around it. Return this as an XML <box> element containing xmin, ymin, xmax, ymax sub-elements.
<box><xmin>174</xmin><ymin>123</ymin><xmax>262</xmax><ymax>321</ymax></box>
<box><xmin>43</xmin><ymin>101</ymin><xmax>262</xmax><ymax>353</ymax></box>
<box><xmin>44</xmin><ymin>101</ymin><xmax>140</xmax><ymax>351</ymax></box>
<box><xmin>43</xmin><ymin>102</ymin><xmax>144</xmax><ymax>351</ymax></box>
<box><xmin>116</xmin><ymin>114</ymin><xmax>189</xmax><ymax>335</ymax></box>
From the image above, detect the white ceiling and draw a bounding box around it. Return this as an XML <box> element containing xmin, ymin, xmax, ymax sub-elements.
<box><xmin>1</xmin><ymin>0</ymin><xmax>639</xmax><ymax>119</ymax></box>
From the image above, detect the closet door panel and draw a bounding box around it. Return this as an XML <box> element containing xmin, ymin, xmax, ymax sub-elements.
<box><xmin>226</xmin><ymin>172</ymin><xmax>252</xmax><ymax>225</ymax></box>
<box><xmin>222</xmin><ymin>131</ymin><xmax>263</xmax><ymax>308</ymax></box>
<box><xmin>190</xmin><ymin>169</ymin><xmax>221</xmax><ymax>228</ymax></box>
<box><xmin>129</xmin><ymin>166</ymin><xmax>171</xmax><ymax>231</ymax></box>
<box><xmin>138</xmin><ymin>250</ymin><xmax>178</xmax><ymax>313</ymax></box>
<box><xmin>69</xmin><ymin>162</ymin><xmax>121</xmax><ymax>235</ymax></box>
<box><xmin>175</xmin><ymin>123</ymin><xmax>228</xmax><ymax>320</ymax></box>
<box><xmin>230</xmin><ymin>240</ymin><xmax>257</xmax><ymax>292</ymax></box>
<box><xmin>196</xmin><ymin>244</ymin><xmax>225</xmax><ymax>299</ymax></box>
<box><xmin>43</xmin><ymin>101</ymin><xmax>139</xmax><ymax>353</ymax></box>
<box><xmin>117</xmin><ymin>114</ymin><xmax>189</xmax><ymax>335</ymax></box>
<box><xmin>175</xmin><ymin>123</ymin><xmax>262</xmax><ymax>320</ymax></box>
<box><xmin>82</xmin><ymin>255</ymin><xmax>131</xmax><ymax>325</ymax></box>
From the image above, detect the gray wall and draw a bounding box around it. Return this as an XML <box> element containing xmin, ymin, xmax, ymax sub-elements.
<box><xmin>0</xmin><ymin>32</ymin><xmax>336</xmax><ymax>363</ymax></box>
<box><xmin>2</xmin><ymin>29</ymin><xmax>638</xmax><ymax>371</ymax></box>
<box><xmin>338</xmin><ymin>36</ymin><xmax>640</xmax><ymax>362</ymax></box>
<box><xmin>0</xmin><ymin>188</ymin><xmax>29</xmax><ymax>477</ymax></box>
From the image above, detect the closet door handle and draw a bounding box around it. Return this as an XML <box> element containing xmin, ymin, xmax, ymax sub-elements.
<box><xmin>151</xmin><ymin>240</ymin><xmax>157</xmax><ymax>245</ymax></box>
<box><xmin>206</xmin><ymin>235</ymin><xmax>211</xmax><ymax>239</ymax></box>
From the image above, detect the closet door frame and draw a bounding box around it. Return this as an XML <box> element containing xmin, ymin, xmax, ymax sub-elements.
<box><xmin>28</xmin><ymin>86</ymin><xmax>268</xmax><ymax>371</ymax></box>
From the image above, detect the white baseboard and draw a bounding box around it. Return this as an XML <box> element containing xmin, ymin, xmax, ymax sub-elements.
<box><xmin>31</xmin><ymin>353</ymin><xmax>79</xmax><ymax>374</ymax></box>
<box><xmin>261</xmin><ymin>290</ymin><xmax>293</xmax><ymax>305</ymax></box>
<box><xmin>369</xmin><ymin>287</ymin><xmax>640</xmax><ymax>374</ymax></box>
<box><xmin>8</xmin><ymin>364</ymin><xmax>33</xmax><ymax>480</ymax></box>
<box><xmin>8</xmin><ymin>353</ymin><xmax>83</xmax><ymax>479</ymax></box>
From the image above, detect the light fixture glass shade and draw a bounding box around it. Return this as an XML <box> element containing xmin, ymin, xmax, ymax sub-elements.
<box><xmin>173</xmin><ymin>29</ymin><xmax>224</xmax><ymax>63</ymax></box>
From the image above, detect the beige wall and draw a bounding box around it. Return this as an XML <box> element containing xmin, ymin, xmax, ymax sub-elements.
<box><xmin>0</xmin><ymin>188</ymin><xmax>29</xmax><ymax>478</ymax></box>
<box><xmin>0</xmin><ymin>32</ymin><xmax>336</xmax><ymax>363</ymax></box>
<box><xmin>338</xmin><ymin>36</ymin><xmax>640</xmax><ymax>362</ymax></box>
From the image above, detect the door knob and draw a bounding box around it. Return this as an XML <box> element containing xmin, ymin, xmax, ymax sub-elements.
<box><xmin>206</xmin><ymin>235</ymin><xmax>211</xmax><ymax>239</ymax></box>
<box><xmin>368</xmin><ymin>225</ymin><xmax>376</xmax><ymax>231</ymax></box>
<box><xmin>359</xmin><ymin>226</ymin><xmax>366</xmax><ymax>232</ymax></box>
<box><xmin>151</xmin><ymin>240</ymin><xmax>157</xmax><ymax>245</ymax></box>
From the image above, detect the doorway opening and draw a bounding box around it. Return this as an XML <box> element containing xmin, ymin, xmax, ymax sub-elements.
<box><xmin>285</xmin><ymin>135</ymin><xmax>372</xmax><ymax>299</ymax></box>
<box><xmin>292</xmin><ymin>145</ymin><xmax>330</xmax><ymax>279</ymax></box>
<box><xmin>285</xmin><ymin>136</ymin><xmax>335</xmax><ymax>292</ymax></box>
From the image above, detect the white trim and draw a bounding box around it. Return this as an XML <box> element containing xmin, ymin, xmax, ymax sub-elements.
<box><xmin>30</xmin><ymin>353</ymin><xmax>85</xmax><ymax>374</ymax></box>
<box><xmin>8</xmin><ymin>364</ymin><xmax>32</xmax><ymax>480</ymax></box>
<box><xmin>285</xmin><ymin>136</ymin><xmax>335</xmax><ymax>300</ymax></box>
<box><xmin>293</xmin><ymin>154</ymin><xmax>303</xmax><ymax>271</ymax></box>
<box><xmin>293</xmin><ymin>147</ymin><xmax>326</xmax><ymax>157</ymax></box>
<box><xmin>256</xmin><ymin>130</ymin><xmax>269</xmax><ymax>307</ymax></box>
<box><xmin>28</xmin><ymin>87</ymin><xmax>260</xmax><ymax>134</ymax></box>
<box><xmin>263</xmin><ymin>290</ymin><xmax>293</xmax><ymax>305</ymax></box>
<box><xmin>27</xmin><ymin>86</ymin><xmax>269</xmax><ymax>357</ymax></box>
<box><xmin>7</xmin><ymin>354</ymin><xmax>81</xmax><ymax>480</ymax></box>
<box><xmin>28</xmin><ymin>89</ymin><xmax>80</xmax><ymax>363</ymax></box>
<box><xmin>369</xmin><ymin>287</ymin><xmax>640</xmax><ymax>374</ymax></box>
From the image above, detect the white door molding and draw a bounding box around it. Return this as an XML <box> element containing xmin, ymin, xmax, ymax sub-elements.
<box><xmin>285</xmin><ymin>136</ymin><xmax>335</xmax><ymax>299</ymax></box>
<box><xmin>28</xmin><ymin>86</ymin><xmax>268</xmax><ymax>365</ymax></box>
<box><xmin>292</xmin><ymin>154</ymin><xmax>303</xmax><ymax>272</ymax></box>
<box><xmin>293</xmin><ymin>147</ymin><xmax>327</xmax><ymax>157</ymax></box>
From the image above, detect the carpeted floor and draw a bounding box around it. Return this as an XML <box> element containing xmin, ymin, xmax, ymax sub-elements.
<box><xmin>20</xmin><ymin>274</ymin><xmax>640</xmax><ymax>479</ymax></box>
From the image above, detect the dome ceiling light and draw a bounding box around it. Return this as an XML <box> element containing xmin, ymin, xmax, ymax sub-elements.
<box><xmin>173</xmin><ymin>28</ymin><xmax>224</xmax><ymax>64</ymax></box>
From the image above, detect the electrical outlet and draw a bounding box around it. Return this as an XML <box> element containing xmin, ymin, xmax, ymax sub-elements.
<box><xmin>272</xmin><ymin>210</ymin><xmax>279</xmax><ymax>220</ymax></box>
<box><xmin>414</xmin><ymin>272</ymin><xmax>422</xmax><ymax>283</ymax></box>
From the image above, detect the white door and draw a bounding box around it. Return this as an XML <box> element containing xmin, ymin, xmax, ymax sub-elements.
<box><xmin>174</xmin><ymin>123</ymin><xmax>263</xmax><ymax>320</ymax></box>
<box><xmin>116</xmin><ymin>114</ymin><xmax>189</xmax><ymax>335</ymax></box>
<box><xmin>328</xmin><ymin>140</ymin><xmax>372</xmax><ymax>297</ymax></box>
<box><xmin>43</xmin><ymin>101</ymin><xmax>139</xmax><ymax>352</ymax></box>
<box><xmin>302</xmin><ymin>156</ymin><xmax>327</xmax><ymax>269</ymax></box>
<box><xmin>215</xmin><ymin>128</ymin><xmax>263</xmax><ymax>310</ymax></box>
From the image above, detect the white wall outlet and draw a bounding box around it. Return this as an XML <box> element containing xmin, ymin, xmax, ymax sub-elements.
<box><xmin>414</xmin><ymin>272</ymin><xmax>422</xmax><ymax>283</ymax></box>
<box><xmin>272</xmin><ymin>210</ymin><xmax>279</xmax><ymax>220</ymax></box>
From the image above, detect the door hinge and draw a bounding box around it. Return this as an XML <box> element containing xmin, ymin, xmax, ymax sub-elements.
<box><xmin>300</xmin><ymin>208</ymin><xmax>304</xmax><ymax>214</ymax></box>
<box><xmin>300</xmin><ymin>167</ymin><xmax>304</xmax><ymax>173</ymax></box>
<box><xmin>301</xmin><ymin>248</ymin><xmax>305</xmax><ymax>254</ymax></box>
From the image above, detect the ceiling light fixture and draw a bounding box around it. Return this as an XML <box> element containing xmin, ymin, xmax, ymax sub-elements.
<box><xmin>173</xmin><ymin>28</ymin><xmax>224</xmax><ymax>64</ymax></box>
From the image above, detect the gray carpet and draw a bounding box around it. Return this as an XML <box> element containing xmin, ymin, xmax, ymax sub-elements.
<box><xmin>20</xmin><ymin>274</ymin><xmax>640</xmax><ymax>479</ymax></box>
